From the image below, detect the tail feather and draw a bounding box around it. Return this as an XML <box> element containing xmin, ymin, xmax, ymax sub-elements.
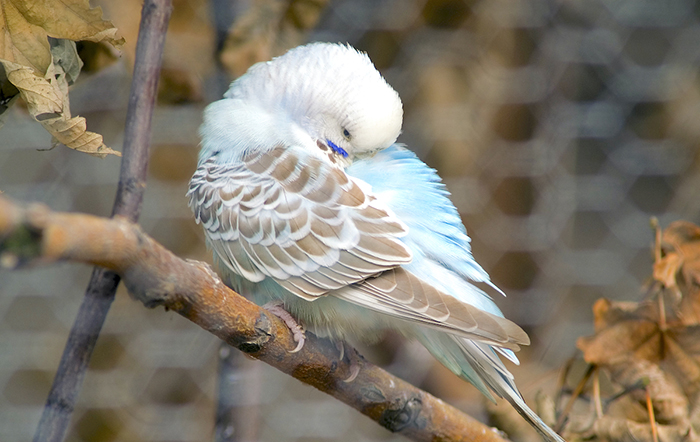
<box><xmin>417</xmin><ymin>331</ymin><xmax>565</xmax><ymax>442</ymax></box>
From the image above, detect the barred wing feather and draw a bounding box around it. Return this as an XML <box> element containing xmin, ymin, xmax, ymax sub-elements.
<box><xmin>188</xmin><ymin>146</ymin><xmax>528</xmax><ymax>348</ymax></box>
<box><xmin>189</xmin><ymin>146</ymin><xmax>411</xmax><ymax>299</ymax></box>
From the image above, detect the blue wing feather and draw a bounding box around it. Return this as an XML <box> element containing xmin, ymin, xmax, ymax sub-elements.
<box><xmin>346</xmin><ymin>145</ymin><xmax>506</xmax><ymax>319</ymax></box>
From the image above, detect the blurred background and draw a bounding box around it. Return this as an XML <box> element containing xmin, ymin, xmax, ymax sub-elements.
<box><xmin>1</xmin><ymin>0</ymin><xmax>700</xmax><ymax>440</ymax></box>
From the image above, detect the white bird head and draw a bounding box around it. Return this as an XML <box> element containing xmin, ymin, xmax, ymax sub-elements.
<box><xmin>199</xmin><ymin>43</ymin><xmax>404</xmax><ymax>166</ymax></box>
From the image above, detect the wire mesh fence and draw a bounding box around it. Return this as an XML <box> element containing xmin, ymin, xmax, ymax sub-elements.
<box><xmin>1</xmin><ymin>0</ymin><xmax>699</xmax><ymax>440</ymax></box>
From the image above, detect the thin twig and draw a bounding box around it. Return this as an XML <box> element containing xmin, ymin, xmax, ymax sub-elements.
<box><xmin>646</xmin><ymin>386</ymin><xmax>659</xmax><ymax>442</ymax></box>
<box><xmin>603</xmin><ymin>378</ymin><xmax>648</xmax><ymax>406</ymax></box>
<box><xmin>32</xmin><ymin>2</ymin><xmax>172</xmax><ymax>441</ymax></box>
<box><xmin>651</xmin><ymin>217</ymin><xmax>661</xmax><ymax>263</ymax></box>
<box><xmin>555</xmin><ymin>363</ymin><xmax>595</xmax><ymax>433</ymax></box>
<box><xmin>658</xmin><ymin>292</ymin><xmax>667</xmax><ymax>331</ymax></box>
<box><xmin>1</xmin><ymin>197</ymin><xmax>511</xmax><ymax>442</ymax></box>
<box><xmin>113</xmin><ymin>0</ymin><xmax>173</xmax><ymax>221</ymax></box>
<box><xmin>593</xmin><ymin>368</ymin><xmax>603</xmax><ymax>419</ymax></box>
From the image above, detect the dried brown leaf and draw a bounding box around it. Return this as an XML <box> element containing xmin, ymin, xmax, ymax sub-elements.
<box><xmin>579</xmin><ymin>299</ymin><xmax>662</xmax><ymax>366</ymax></box>
<box><xmin>578</xmin><ymin>321</ymin><xmax>660</xmax><ymax>366</ymax></box>
<box><xmin>656</xmin><ymin>221</ymin><xmax>700</xmax><ymax>289</ymax></box>
<box><xmin>605</xmin><ymin>394</ymin><xmax>650</xmax><ymax>423</ymax></box>
<box><xmin>681</xmin><ymin>260</ymin><xmax>700</xmax><ymax>295</ymax></box>
<box><xmin>0</xmin><ymin>0</ymin><xmax>52</xmax><ymax>73</ymax></box>
<box><xmin>655</xmin><ymin>253</ymin><xmax>684</xmax><ymax>290</ymax></box>
<box><xmin>652</xmin><ymin>221</ymin><xmax>700</xmax><ymax>324</ymax></box>
<box><xmin>0</xmin><ymin>0</ymin><xmax>123</xmax><ymax>75</ymax></box>
<box><xmin>567</xmin><ymin>222</ymin><xmax>700</xmax><ymax>441</ymax></box>
<box><xmin>592</xmin><ymin>417</ymin><xmax>694</xmax><ymax>442</ymax></box>
<box><xmin>662</xmin><ymin>222</ymin><xmax>700</xmax><ymax>246</ymax></box>
<box><xmin>665</xmin><ymin>328</ymin><xmax>700</xmax><ymax>393</ymax></box>
<box><xmin>592</xmin><ymin>298</ymin><xmax>659</xmax><ymax>331</ymax></box>
<box><xmin>678</xmin><ymin>288</ymin><xmax>700</xmax><ymax>325</ymax></box>
<box><xmin>579</xmin><ymin>299</ymin><xmax>700</xmax><ymax>396</ymax></box>
<box><xmin>44</xmin><ymin>116</ymin><xmax>119</xmax><ymax>157</ymax></box>
<box><xmin>0</xmin><ymin>0</ymin><xmax>122</xmax><ymax>156</ymax></box>
<box><xmin>669</xmin><ymin>326</ymin><xmax>700</xmax><ymax>358</ymax></box>
<box><xmin>611</xmin><ymin>360</ymin><xmax>688</xmax><ymax>424</ymax></box>
<box><xmin>2</xmin><ymin>60</ymin><xmax>62</xmax><ymax>115</ymax></box>
<box><xmin>1</xmin><ymin>59</ymin><xmax>119</xmax><ymax>157</ymax></box>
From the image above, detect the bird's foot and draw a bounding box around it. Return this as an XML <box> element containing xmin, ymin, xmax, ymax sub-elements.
<box><xmin>263</xmin><ymin>302</ymin><xmax>305</xmax><ymax>353</ymax></box>
<box><xmin>336</xmin><ymin>341</ymin><xmax>361</xmax><ymax>382</ymax></box>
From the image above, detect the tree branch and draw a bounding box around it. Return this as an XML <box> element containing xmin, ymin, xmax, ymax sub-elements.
<box><xmin>0</xmin><ymin>196</ymin><xmax>510</xmax><ymax>442</ymax></box>
<box><xmin>32</xmin><ymin>1</ymin><xmax>172</xmax><ymax>441</ymax></box>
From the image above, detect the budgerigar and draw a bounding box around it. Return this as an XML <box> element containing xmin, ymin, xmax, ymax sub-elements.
<box><xmin>188</xmin><ymin>42</ymin><xmax>564</xmax><ymax>442</ymax></box>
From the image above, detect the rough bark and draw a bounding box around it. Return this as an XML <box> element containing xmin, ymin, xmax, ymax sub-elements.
<box><xmin>0</xmin><ymin>196</ymin><xmax>509</xmax><ymax>442</ymax></box>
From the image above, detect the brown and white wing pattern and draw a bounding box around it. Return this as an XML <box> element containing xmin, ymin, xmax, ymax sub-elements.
<box><xmin>337</xmin><ymin>268</ymin><xmax>529</xmax><ymax>349</ymax></box>
<box><xmin>188</xmin><ymin>146</ymin><xmax>528</xmax><ymax>349</ymax></box>
<box><xmin>188</xmin><ymin>146</ymin><xmax>412</xmax><ymax>300</ymax></box>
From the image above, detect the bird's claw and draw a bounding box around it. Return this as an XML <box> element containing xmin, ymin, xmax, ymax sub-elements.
<box><xmin>336</xmin><ymin>340</ymin><xmax>345</xmax><ymax>361</ymax></box>
<box><xmin>290</xmin><ymin>333</ymin><xmax>305</xmax><ymax>353</ymax></box>
<box><xmin>336</xmin><ymin>341</ymin><xmax>361</xmax><ymax>382</ymax></box>
<box><xmin>343</xmin><ymin>363</ymin><xmax>361</xmax><ymax>383</ymax></box>
<box><xmin>263</xmin><ymin>302</ymin><xmax>306</xmax><ymax>353</ymax></box>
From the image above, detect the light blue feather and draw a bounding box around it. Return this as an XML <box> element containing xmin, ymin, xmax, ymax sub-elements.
<box><xmin>347</xmin><ymin>145</ymin><xmax>502</xmax><ymax>317</ymax></box>
<box><xmin>347</xmin><ymin>146</ymin><xmax>565</xmax><ymax>441</ymax></box>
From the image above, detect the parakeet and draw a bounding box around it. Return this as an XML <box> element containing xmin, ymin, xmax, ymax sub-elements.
<box><xmin>188</xmin><ymin>42</ymin><xmax>564</xmax><ymax>442</ymax></box>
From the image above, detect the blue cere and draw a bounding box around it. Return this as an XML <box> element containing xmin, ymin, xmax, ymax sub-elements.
<box><xmin>326</xmin><ymin>140</ymin><xmax>348</xmax><ymax>157</ymax></box>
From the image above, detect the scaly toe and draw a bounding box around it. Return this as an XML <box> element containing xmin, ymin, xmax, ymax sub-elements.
<box><xmin>262</xmin><ymin>301</ymin><xmax>306</xmax><ymax>353</ymax></box>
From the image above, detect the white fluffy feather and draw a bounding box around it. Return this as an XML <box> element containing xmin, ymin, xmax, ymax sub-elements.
<box><xmin>189</xmin><ymin>42</ymin><xmax>564</xmax><ymax>442</ymax></box>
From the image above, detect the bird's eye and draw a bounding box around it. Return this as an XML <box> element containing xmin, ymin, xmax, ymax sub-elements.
<box><xmin>342</xmin><ymin>128</ymin><xmax>351</xmax><ymax>139</ymax></box>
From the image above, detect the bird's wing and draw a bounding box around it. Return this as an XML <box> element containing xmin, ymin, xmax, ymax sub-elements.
<box><xmin>188</xmin><ymin>146</ymin><xmax>527</xmax><ymax>348</ymax></box>
<box><xmin>341</xmin><ymin>145</ymin><xmax>530</xmax><ymax>348</ymax></box>
<box><xmin>188</xmin><ymin>145</ymin><xmax>411</xmax><ymax>300</ymax></box>
<box><xmin>346</xmin><ymin>145</ymin><xmax>491</xmax><ymax>287</ymax></box>
<box><xmin>335</xmin><ymin>267</ymin><xmax>528</xmax><ymax>349</ymax></box>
